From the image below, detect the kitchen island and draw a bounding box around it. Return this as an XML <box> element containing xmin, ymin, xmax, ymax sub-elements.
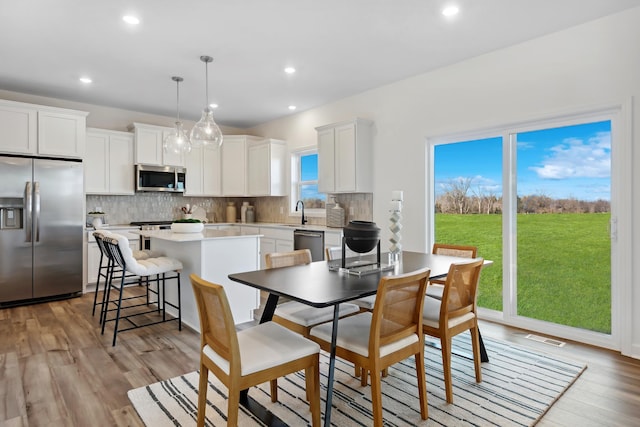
<box><xmin>133</xmin><ymin>228</ymin><xmax>261</xmax><ymax>331</ymax></box>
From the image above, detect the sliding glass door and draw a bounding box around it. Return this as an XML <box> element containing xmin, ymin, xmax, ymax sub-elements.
<box><xmin>429</xmin><ymin>109</ymin><xmax>625</xmax><ymax>349</ymax></box>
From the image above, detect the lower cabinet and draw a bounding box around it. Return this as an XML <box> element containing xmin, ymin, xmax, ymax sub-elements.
<box><xmin>258</xmin><ymin>227</ymin><xmax>294</xmax><ymax>269</ymax></box>
<box><xmin>86</xmin><ymin>229</ymin><xmax>140</xmax><ymax>286</ymax></box>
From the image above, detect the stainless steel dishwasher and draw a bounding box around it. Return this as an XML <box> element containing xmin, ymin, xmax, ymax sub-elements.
<box><xmin>293</xmin><ymin>229</ymin><xmax>325</xmax><ymax>261</ymax></box>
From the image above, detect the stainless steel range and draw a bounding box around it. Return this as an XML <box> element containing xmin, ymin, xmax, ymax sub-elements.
<box><xmin>130</xmin><ymin>220</ymin><xmax>173</xmax><ymax>249</ymax></box>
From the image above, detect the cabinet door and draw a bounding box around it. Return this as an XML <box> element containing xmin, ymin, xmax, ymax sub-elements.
<box><xmin>109</xmin><ymin>134</ymin><xmax>135</xmax><ymax>194</ymax></box>
<box><xmin>260</xmin><ymin>237</ymin><xmax>276</xmax><ymax>269</ymax></box>
<box><xmin>202</xmin><ymin>146</ymin><xmax>221</xmax><ymax>196</ymax></box>
<box><xmin>275</xmin><ymin>239</ymin><xmax>294</xmax><ymax>253</ymax></box>
<box><xmin>87</xmin><ymin>243</ymin><xmax>101</xmax><ymax>284</ymax></box>
<box><xmin>0</xmin><ymin>102</ymin><xmax>37</xmax><ymax>155</ymax></box>
<box><xmin>317</xmin><ymin>127</ymin><xmax>335</xmax><ymax>193</ymax></box>
<box><xmin>85</xmin><ymin>132</ymin><xmax>109</xmax><ymax>193</ymax></box>
<box><xmin>38</xmin><ymin>110</ymin><xmax>86</xmax><ymax>158</ymax></box>
<box><xmin>334</xmin><ymin>122</ymin><xmax>357</xmax><ymax>192</ymax></box>
<box><xmin>248</xmin><ymin>143</ymin><xmax>270</xmax><ymax>196</ymax></box>
<box><xmin>221</xmin><ymin>137</ymin><xmax>246</xmax><ymax>196</ymax></box>
<box><xmin>184</xmin><ymin>146</ymin><xmax>204</xmax><ymax>195</ymax></box>
<box><xmin>134</xmin><ymin>126</ymin><xmax>163</xmax><ymax>165</ymax></box>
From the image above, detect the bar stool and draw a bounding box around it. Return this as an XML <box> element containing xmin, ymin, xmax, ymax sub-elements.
<box><xmin>100</xmin><ymin>233</ymin><xmax>183</xmax><ymax>346</ymax></box>
<box><xmin>91</xmin><ymin>231</ymin><xmax>163</xmax><ymax>322</ymax></box>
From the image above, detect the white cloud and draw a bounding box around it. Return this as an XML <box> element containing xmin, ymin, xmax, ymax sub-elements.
<box><xmin>529</xmin><ymin>131</ymin><xmax>610</xmax><ymax>179</ymax></box>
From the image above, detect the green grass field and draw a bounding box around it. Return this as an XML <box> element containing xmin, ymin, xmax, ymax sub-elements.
<box><xmin>435</xmin><ymin>213</ymin><xmax>611</xmax><ymax>333</ymax></box>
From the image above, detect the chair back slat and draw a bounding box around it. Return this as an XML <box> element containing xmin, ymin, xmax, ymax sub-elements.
<box><xmin>442</xmin><ymin>259</ymin><xmax>484</xmax><ymax>318</ymax></box>
<box><xmin>371</xmin><ymin>268</ymin><xmax>430</xmax><ymax>348</ymax></box>
<box><xmin>432</xmin><ymin>243</ymin><xmax>477</xmax><ymax>259</ymax></box>
<box><xmin>266</xmin><ymin>249</ymin><xmax>312</xmax><ymax>269</ymax></box>
<box><xmin>190</xmin><ymin>274</ymin><xmax>240</xmax><ymax>373</ymax></box>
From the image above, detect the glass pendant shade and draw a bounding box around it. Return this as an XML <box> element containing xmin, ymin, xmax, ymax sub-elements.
<box><xmin>191</xmin><ymin>108</ymin><xmax>223</xmax><ymax>149</ymax></box>
<box><xmin>164</xmin><ymin>121</ymin><xmax>191</xmax><ymax>154</ymax></box>
<box><xmin>190</xmin><ymin>55</ymin><xmax>224</xmax><ymax>149</ymax></box>
<box><xmin>164</xmin><ymin>76</ymin><xmax>191</xmax><ymax>154</ymax></box>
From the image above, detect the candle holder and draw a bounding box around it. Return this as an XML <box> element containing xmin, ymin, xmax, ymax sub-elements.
<box><xmin>389</xmin><ymin>190</ymin><xmax>403</xmax><ymax>264</ymax></box>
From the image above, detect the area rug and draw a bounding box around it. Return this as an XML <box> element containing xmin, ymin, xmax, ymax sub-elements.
<box><xmin>128</xmin><ymin>334</ymin><xmax>586</xmax><ymax>426</ymax></box>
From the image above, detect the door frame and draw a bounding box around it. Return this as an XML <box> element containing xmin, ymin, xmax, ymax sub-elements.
<box><xmin>426</xmin><ymin>99</ymin><xmax>632</xmax><ymax>353</ymax></box>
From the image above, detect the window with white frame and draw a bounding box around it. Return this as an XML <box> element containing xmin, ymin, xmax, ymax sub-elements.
<box><xmin>291</xmin><ymin>149</ymin><xmax>326</xmax><ymax>214</ymax></box>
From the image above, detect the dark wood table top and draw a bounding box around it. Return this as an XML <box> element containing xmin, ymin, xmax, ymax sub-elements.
<box><xmin>228</xmin><ymin>251</ymin><xmax>482</xmax><ymax>308</ymax></box>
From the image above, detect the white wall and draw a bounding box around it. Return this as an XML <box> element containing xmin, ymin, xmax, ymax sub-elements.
<box><xmin>249</xmin><ymin>7</ymin><xmax>640</xmax><ymax>357</ymax></box>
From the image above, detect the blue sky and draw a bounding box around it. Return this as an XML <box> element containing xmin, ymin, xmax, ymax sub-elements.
<box><xmin>434</xmin><ymin>120</ymin><xmax>611</xmax><ymax>201</ymax></box>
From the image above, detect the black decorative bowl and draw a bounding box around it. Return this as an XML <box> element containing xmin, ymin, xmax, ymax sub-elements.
<box><xmin>343</xmin><ymin>220</ymin><xmax>380</xmax><ymax>253</ymax></box>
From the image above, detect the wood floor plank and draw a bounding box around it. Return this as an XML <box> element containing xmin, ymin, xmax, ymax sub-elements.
<box><xmin>1</xmin><ymin>291</ymin><xmax>640</xmax><ymax>426</ymax></box>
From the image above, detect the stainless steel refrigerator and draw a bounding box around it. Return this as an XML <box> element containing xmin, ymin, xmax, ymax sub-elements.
<box><xmin>0</xmin><ymin>155</ymin><xmax>83</xmax><ymax>306</ymax></box>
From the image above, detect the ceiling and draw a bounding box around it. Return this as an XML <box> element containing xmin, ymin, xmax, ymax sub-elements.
<box><xmin>1</xmin><ymin>1</ymin><xmax>639</xmax><ymax>129</ymax></box>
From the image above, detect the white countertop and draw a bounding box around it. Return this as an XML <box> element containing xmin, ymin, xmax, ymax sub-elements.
<box><xmin>88</xmin><ymin>222</ymin><xmax>344</xmax><ymax>233</ymax></box>
<box><xmin>132</xmin><ymin>228</ymin><xmax>262</xmax><ymax>242</ymax></box>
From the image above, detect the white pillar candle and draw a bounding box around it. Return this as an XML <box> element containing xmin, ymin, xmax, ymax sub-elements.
<box><xmin>391</xmin><ymin>190</ymin><xmax>404</xmax><ymax>201</ymax></box>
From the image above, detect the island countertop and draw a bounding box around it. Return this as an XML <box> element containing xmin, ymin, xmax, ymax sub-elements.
<box><xmin>132</xmin><ymin>228</ymin><xmax>262</xmax><ymax>242</ymax></box>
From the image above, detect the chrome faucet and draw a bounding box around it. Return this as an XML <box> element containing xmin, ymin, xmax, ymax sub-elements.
<box><xmin>295</xmin><ymin>200</ymin><xmax>307</xmax><ymax>225</ymax></box>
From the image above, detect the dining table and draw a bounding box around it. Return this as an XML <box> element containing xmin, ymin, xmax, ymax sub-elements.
<box><xmin>228</xmin><ymin>250</ymin><xmax>490</xmax><ymax>427</ymax></box>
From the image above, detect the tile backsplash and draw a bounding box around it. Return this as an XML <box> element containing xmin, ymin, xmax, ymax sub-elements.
<box><xmin>86</xmin><ymin>193</ymin><xmax>372</xmax><ymax>226</ymax></box>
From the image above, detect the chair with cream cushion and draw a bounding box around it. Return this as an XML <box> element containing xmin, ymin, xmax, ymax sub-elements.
<box><xmin>426</xmin><ymin>243</ymin><xmax>477</xmax><ymax>300</ymax></box>
<box><xmin>423</xmin><ymin>258</ymin><xmax>484</xmax><ymax>403</ymax></box>
<box><xmin>92</xmin><ymin>230</ymin><xmax>163</xmax><ymax>320</ymax></box>
<box><xmin>324</xmin><ymin>246</ymin><xmax>376</xmax><ymax>311</ymax></box>
<box><xmin>310</xmin><ymin>268</ymin><xmax>430</xmax><ymax>427</ymax></box>
<box><xmin>190</xmin><ymin>273</ymin><xmax>321</xmax><ymax>427</ymax></box>
<box><xmin>100</xmin><ymin>233</ymin><xmax>183</xmax><ymax>346</ymax></box>
<box><xmin>267</xmin><ymin>249</ymin><xmax>360</xmax><ymax>337</ymax></box>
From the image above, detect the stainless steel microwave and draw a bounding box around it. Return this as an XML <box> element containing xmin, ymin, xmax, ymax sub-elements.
<box><xmin>135</xmin><ymin>164</ymin><xmax>186</xmax><ymax>192</ymax></box>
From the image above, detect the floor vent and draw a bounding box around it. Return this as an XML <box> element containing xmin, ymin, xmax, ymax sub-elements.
<box><xmin>525</xmin><ymin>334</ymin><xmax>566</xmax><ymax>347</ymax></box>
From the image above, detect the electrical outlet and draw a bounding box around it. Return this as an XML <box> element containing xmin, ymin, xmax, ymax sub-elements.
<box><xmin>349</xmin><ymin>207</ymin><xmax>354</xmax><ymax>215</ymax></box>
<box><xmin>280</xmin><ymin>206</ymin><xmax>284</xmax><ymax>214</ymax></box>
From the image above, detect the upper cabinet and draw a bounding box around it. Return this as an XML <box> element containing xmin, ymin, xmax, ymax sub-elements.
<box><xmin>247</xmin><ymin>138</ymin><xmax>287</xmax><ymax>196</ymax></box>
<box><xmin>221</xmin><ymin>135</ymin><xmax>262</xmax><ymax>196</ymax></box>
<box><xmin>0</xmin><ymin>99</ymin><xmax>87</xmax><ymax>158</ymax></box>
<box><xmin>85</xmin><ymin>128</ymin><xmax>135</xmax><ymax>195</ymax></box>
<box><xmin>184</xmin><ymin>145</ymin><xmax>221</xmax><ymax>196</ymax></box>
<box><xmin>316</xmin><ymin>118</ymin><xmax>373</xmax><ymax>193</ymax></box>
<box><xmin>130</xmin><ymin>122</ymin><xmax>184</xmax><ymax>167</ymax></box>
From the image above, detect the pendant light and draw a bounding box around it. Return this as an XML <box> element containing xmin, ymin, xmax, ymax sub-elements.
<box><xmin>164</xmin><ymin>76</ymin><xmax>192</xmax><ymax>154</ymax></box>
<box><xmin>190</xmin><ymin>55</ymin><xmax>223</xmax><ymax>149</ymax></box>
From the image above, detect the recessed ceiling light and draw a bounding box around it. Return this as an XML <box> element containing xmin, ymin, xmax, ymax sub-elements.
<box><xmin>288</xmin><ymin>105</ymin><xmax>297</xmax><ymax>111</ymax></box>
<box><xmin>122</xmin><ymin>15</ymin><xmax>140</xmax><ymax>25</ymax></box>
<box><xmin>79</xmin><ymin>77</ymin><xmax>92</xmax><ymax>84</ymax></box>
<box><xmin>284</xmin><ymin>67</ymin><xmax>296</xmax><ymax>74</ymax></box>
<box><xmin>209</xmin><ymin>103</ymin><xmax>219</xmax><ymax>109</ymax></box>
<box><xmin>442</xmin><ymin>6</ymin><xmax>459</xmax><ymax>17</ymax></box>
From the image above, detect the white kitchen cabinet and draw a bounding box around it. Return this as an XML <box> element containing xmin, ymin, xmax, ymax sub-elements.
<box><xmin>85</xmin><ymin>128</ymin><xmax>135</xmax><ymax>195</ymax></box>
<box><xmin>185</xmin><ymin>145</ymin><xmax>221</xmax><ymax>196</ymax></box>
<box><xmin>38</xmin><ymin>109</ymin><xmax>87</xmax><ymax>158</ymax></box>
<box><xmin>130</xmin><ymin>122</ymin><xmax>184</xmax><ymax>167</ymax></box>
<box><xmin>0</xmin><ymin>100</ymin><xmax>37</xmax><ymax>155</ymax></box>
<box><xmin>221</xmin><ymin>135</ymin><xmax>262</xmax><ymax>196</ymax></box>
<box><xmin>86</xmin><ymin>229</ymin><xmax>139</xmax><ymax>286</ymax></box>
<box><xmin>258</xmin><ymin>227</ymin><xmax>294</xmax><ymax>268</ymax></box>
<box><xmin>316</xmin><ymin>118</ymin><xmax>373</xmax><ymax>193</ymax></box>
<box><xmin>0</xmin><ymin>99</ymin><xmax>87</xmax><ymax>158</ymax></box>
<box><xmin>247</xmin><ymin>138</ymin><xmax>287</xmax><ymax>196</ymax></box>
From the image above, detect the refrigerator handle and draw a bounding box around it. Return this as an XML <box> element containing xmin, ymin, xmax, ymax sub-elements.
<box><xmin>25</xmin><ymin>181</ymin><xmax>32</xmax><ymax>243</ymax></box>
<box><xmin>34</xmin><ymin>181</ymin><xmax>40</xmax><ymax>242</ymax></box>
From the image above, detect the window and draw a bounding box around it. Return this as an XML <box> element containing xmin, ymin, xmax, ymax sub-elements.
<box><xmin>291</xmin><ymin>149</ymin><xmax>326</xmax><ymax>214</ymax></box>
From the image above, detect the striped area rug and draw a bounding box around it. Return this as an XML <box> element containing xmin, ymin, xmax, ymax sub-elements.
<box><xmin>128</xmin><ymin>334</ymin><xmax>586</xmax><ymax>426</ymax></box>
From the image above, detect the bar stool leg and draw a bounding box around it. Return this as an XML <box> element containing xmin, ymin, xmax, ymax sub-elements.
<box><xmin>177</xmin><ymin>273</ymin><xmax>182</xmax><ymax>331</ymax></box>
<box><xmin>111</xmin><ymin>270</ymin><xmax>127</xmax><ymax>346</ymax></box>
<box><xmin>92</xmin><ymin>252</ymin><xmax>104</xmax><ymax>316</ymax></box>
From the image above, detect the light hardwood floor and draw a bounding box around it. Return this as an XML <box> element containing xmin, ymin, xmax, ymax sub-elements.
<box><xmin>1</xmin><ymin>290</ymin><xmax>639</xmax><ymax>426</ymax></box>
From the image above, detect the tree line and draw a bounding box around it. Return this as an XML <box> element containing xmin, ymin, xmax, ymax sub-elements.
<box><xmin>435</xmin><ymin>177</ymin><xmax>610</xmax><ymax>214</ymax></box>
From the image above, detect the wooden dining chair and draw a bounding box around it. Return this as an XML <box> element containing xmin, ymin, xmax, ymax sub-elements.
<box><xmin>427</xmin><ymin>243</ymin><xmax>478</xmax><ymax>300</ymax></box>
<box><xmin>422</xmin><ymin>258</ymin><xmax>484</xmax><ymax>404</ymax></box>
<box><xmin>267</xmin><ymin>249</ymin><xmax>360</xmax><ymax>337</ymax></box>
<box><xmin>190</xmin><ymin>273</ymin><xmax>321</xmax><ymax>427</ymax></box>
<box><xmin>309</xmin><ymin>268</ymin><xmax>430</xmax><ymax>427</ymax></box>
<box><xmin>324</xmin><ymin>246</ymin><xmax>376</xmax><ymax>311</ymax></box>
